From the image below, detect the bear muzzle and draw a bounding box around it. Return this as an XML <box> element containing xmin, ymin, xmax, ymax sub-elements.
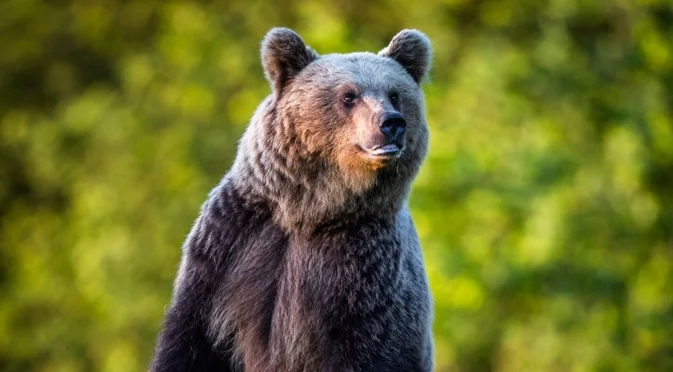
<box><xmin>365</xmin><ymin>112</ymin><xmax>406</xmax><ymax>158</ymax></box>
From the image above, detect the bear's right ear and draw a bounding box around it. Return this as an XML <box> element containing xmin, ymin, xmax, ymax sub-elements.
<box><xmin>261</xmin><ymin>28</ymin><xmax>319</xmax><ymax>96</ymax></box>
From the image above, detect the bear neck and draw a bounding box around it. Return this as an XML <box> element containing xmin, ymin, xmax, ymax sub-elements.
<box><xmin>229</xmin><ymin>100</ymin><xmax>414</xmax><ymax>233</ymax></box>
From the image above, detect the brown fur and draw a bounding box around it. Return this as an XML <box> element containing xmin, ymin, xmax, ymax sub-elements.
<box><xmin>150</xmin><ymin>28</ymin><xmax>434</xmax><ymax>372</ymax></box>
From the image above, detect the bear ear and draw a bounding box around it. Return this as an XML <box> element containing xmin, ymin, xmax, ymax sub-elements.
<box><xmin>378</xmin><ymin>29</ymin><xmax>432</xmax><ymax>84</ymax></box>
<box><xmin>261</xmin><ymin>27</ymin><xmax>319</xmax><ymax>95</ymax></box>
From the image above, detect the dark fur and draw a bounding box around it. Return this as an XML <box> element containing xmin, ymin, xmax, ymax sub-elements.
<box><xmin>378</xmin><ymin>30</ymin><xmax>432</xmax><ymax>84</ymax></box>
<box><xmin>150</xmin><ymin>28</ymin><xmax>434</xmax><ymax>372</ymax></box>
<box><xmin>261</xmin><ymin>28</ymin><xmax>319</xmax><ymax>98</ymax></box>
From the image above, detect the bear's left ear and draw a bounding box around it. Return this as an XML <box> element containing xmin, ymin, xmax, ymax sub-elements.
<box><xmin>261</xmin><ymin>27</ymin><xmax>319</xmax><ymax>95</ymax></box>
<box><xmin>379</xmin><ymin>29</ymin><xmax>432</xmax><ymax>84</ymax></box>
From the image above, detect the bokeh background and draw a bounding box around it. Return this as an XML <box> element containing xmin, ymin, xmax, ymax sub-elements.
<box><xmin>2</xmin><ymin>0</ymin><xmax>673</xmax><ymax>371</ymax></box>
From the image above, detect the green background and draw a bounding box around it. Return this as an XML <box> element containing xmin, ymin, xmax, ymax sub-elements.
<box><xmin>1</xmin><ymin>0</ymin><xmax>672</xmax><ymax>371</ymax></box>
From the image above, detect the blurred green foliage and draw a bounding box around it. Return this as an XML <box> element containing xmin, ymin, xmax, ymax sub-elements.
<box><xmin>1</xmin><ymin>0</ymin><xmax>673</xmax><ymax>371</ymax></box>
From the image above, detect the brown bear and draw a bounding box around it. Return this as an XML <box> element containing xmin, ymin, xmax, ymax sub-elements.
<box><xmin>150</xmin><ymin>27</ymin><xmax>434</xmax><ymax>372</ymax></box>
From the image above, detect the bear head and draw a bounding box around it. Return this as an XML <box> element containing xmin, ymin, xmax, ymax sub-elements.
<box><xmin>232</xmin><ymin>28</ymin><xmax>432</xmax><ymax>229</ymax></box>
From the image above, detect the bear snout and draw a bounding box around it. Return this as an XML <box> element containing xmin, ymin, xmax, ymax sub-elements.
<box><xmin>379</xmin><ymin>112</ymin><xmax>407</xmax><ymax>142</ymax></box>
<box><xmin>359</xmin><ymin>111</ymin><xmax>406</xmax><ymax>158</ymax></box>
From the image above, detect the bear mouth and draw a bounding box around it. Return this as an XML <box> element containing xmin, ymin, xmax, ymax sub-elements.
<box><xmin>362</xmin><ymin>143</ymin><xmax>403</xmax><ymax>159</ymax></box>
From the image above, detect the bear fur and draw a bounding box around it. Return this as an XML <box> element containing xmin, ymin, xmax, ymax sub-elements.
<box><xmin>150</xmin><ymin>27</ymin><xmax>434</xmax><ymax>372</ymax></box>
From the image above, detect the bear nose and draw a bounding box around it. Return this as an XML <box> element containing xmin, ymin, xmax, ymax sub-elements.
<box><xmin>379</xmin><ymin>112</ymin><xmax>407</xmax><ymax>140</ymax></box>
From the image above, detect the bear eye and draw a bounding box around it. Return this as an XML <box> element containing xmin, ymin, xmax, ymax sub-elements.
<box><xmin>389</xmin><ymin>92</ymin><xmax>399</xmax><ymax>105</ymax></box>
<box><xmin>343</xmin><ymin>92</ymin><xmax>357</xmax><ymax>106</ymax></box>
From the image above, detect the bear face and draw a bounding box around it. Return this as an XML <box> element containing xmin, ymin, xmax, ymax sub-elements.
<box><xmin>232</xmin><ymin>28</ymin><xmax>432</xmax><ymax>230</ymax></box>
<box><xmin>284</xmin><ymin>54</ymin><xmax>425</xmax><ymax>172</ymax></box>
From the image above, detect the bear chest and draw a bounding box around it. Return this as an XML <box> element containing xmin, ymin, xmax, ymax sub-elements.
<box><xmin>211</xmin><ymin>219</ymin><xmax>429</xmax><ymax>370</ymax></box>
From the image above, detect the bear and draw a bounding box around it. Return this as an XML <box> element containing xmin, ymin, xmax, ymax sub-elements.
<box><xmin>150</xmin><ymin>27</ymin><xmax>434</xmax><ymax>372</ymax></box>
